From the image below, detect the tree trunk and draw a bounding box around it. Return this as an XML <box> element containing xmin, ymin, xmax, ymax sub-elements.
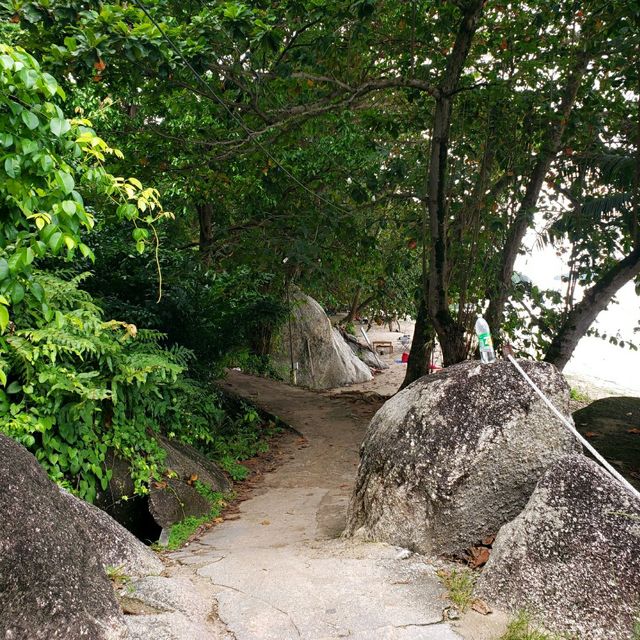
<box><xmin>343</xmin><ymin>286</ymin><xmax>361</xmax><ymax>325</ymax></box>
<box><xmin>544</xmin><ymin>248</ymin><xmax>640</xmax><ymax>370</ymax></box>
<box><xmin>485</xmin><ymin>43</ymin><xmax>593</xmax><ymax>341</ymax></box>
<box><xmin>400</xmin><ymin>294</ymin><xmax>435</xmax><ymax>389</ymax></box>
<box><xmin>423</xmin><ymin>0</ymin><xmax>485</xmax><ymax>366</ymax></box>
<box><xmin>197</xmin><ymin>203</ymin><xmax>214</xmax><ymax>267</ymax></box>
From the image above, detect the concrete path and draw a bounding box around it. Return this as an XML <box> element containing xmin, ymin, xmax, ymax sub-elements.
<box><xmin>129</xmin><ymin>372</ymin><xmax>508</xmax><ymax>639</ymax></box>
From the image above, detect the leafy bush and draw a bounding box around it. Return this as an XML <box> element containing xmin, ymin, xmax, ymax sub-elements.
<box><xmin>0</xmin><ymin>44</ymin><xmax>282</xmax><ymax>507</ymax></box>
<box><xmin>0</xmin><ymin>270</ymin><xmax>186</xmax><ymax>501</ymax></box>
<box><xmin>83</xmin><ymin>221</ymin><xmax>288</xmax><ymax>378</ymax></box>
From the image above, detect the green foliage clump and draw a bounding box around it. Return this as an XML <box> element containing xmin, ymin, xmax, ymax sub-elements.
<box><xmin>569</xmin><ymin>387</ymin><xmax>591</xmax><ymax>404</ymax></box>
<box><xmin>173</xmin><ymin>401</ymin><xmax>281</xmax><ymax>482</ymax></box>
<box><xmin>1</xmin><ymin>270</ymin><xmax>187</xmax><ymax>502</ymax></box>
<box><xmin>500</xmin><ymin>612</ymin><xmax>563</xmax><ymax>640</ymax></box>
<box><xmin>437</xmin><ymin>568</ymin><xmax>477</xmax><ymax>613</ymax></box>
<box><xmin>83</xmin><ymin>223</ymin><xmax>288</xmax><ymax>377</ymax></box>
<box><xmin>166</xmin><ymin>488</ymin><xmax>226</xmax><ymax>550</ymax></box>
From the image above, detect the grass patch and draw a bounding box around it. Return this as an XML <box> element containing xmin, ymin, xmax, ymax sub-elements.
<box><xmin>105</xmin><ymin>564</ymin><xmax>131</xmax><ymax>589</ymax></box>
<box><xmin>165</xmin><ymin>488</ymin><xmax>227</xmax><ymax>550</ymax></box>
<box><xmin>570</xmin><ymin>387</ymin><xmax>591</xmax><ymax>404</ymax></box>
<box><xmin>437</xmin><ymin>568</ymin><xmax>476</xmax><ymax>612</ymax></box>
<box><xmin>500</xmin><ymin>612</ymin><xmax>563</xmax><ymax>640</ymax></box>
<box><xmin>218</xmin><ymin>455</ymin><xmax>251</xmax><ymax>481</ymax></box>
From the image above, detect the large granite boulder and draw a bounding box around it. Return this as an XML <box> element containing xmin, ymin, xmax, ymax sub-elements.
<box><xmin>477</xmin><ymin>454</ymin><xmax>640</xmax><ymax>640</ymax></box>
<box><xmin>59</xmin><ymin>489</ymin><xmax>164</xmax><ymax>576</ymax></box>
<box><xmin>271</xmin><ymin>292</ymin><xmax>373</xmax><ymax>389</ymax></box>
<box><xmin>345</xmin><ymin>359</ymin><xmax>580</xmax><ymax>554</ymax></box>
<box><xmin>0</xmin><ymin>434</ymin><xmax>127</xmax><ymax>639</ymax></box>
<box><xmin>340</xmin><ymin>329</ymin><xmax>389</xmax><ymax>370</ymax></box>
<box><xmin>149</xmin><ymin>437</ymin><xmax>231</xmax><ymax>531</ymax></box>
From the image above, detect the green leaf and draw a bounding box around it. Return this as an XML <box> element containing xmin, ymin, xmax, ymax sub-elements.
<box><xmin>50</xmin><ymin>117</ymin><xmax>71</xmax><ymax>137</ymax></box>
<box><xmin>11</xmin><ymin>282</ymin><xmax>25</xmax><ymax>304</ymax></box>
<box><xmin>48</xmin><ymin>232</ymin><xmax>64</xmax><ymax>253</ymax></box>
<box><xmin>0</xmin><ymin>305</ymin><xmax>9</xmax><ymax>333</ymax></box>
<box><xmin>0</xmin><ymin>133</ymin><xmax>13</xmax><ymax>148</ymax></box>
<box><xmin>21</xmin><ymin>110</ymin><xmax>39</xmax><ymax>130</ymax></box>
<box><xmin>31</xmin><ymin>281</ymin><xmax>45</xmax><ymax>302</ymax></box>
<box><xmin>61</xmin><ymin>200</ymin><xmax>77</xmax><ymax>215</ymax></box>
<box><xmin>0</xmin><ymin>259</ymin><xmax>8</xmax><ymax>280</ymax></box>
<box><xmin>117</xmin><ymin>203</ymin><xmax>138</xmax><ymax>220</ymax></box>
<box><xmin>4</xmin><ymin>156</ymin><xmax>21</xmax><ymax>178</ymax></box>
<box><xmin>40</xmin><ymin>154</ymin><xmax>53</xmax><ymax>172</ymax></box>
<box><xmin>54</xmin><ymin>170</ymin><xmax>75</xmax><ymax>194</ymax></box>
<box><xmin>6</xmin><ymin>381</ymin><xmax>21</xmax><ymax>394</ymax></box>
<box><xmin>79</xmin><ymin>243</ymin><xmax>95</xmax><ymax>261</ymax></box>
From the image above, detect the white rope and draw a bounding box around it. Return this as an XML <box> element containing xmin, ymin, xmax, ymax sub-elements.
<box><xmin>507</xmin><ymin>354</ymin><xmax>640</xmax><ymax>503</ymax></box>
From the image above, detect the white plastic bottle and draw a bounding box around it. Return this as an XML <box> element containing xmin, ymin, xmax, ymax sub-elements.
<box><xmin>475</xmin><ymin>316</ymin><xmax>496</xmax><ymax>364</ymax></box>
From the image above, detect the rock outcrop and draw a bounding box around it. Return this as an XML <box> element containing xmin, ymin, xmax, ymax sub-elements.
<box><xmin>476</xmin><ymin>454</ymin><xmax>640</xmax><ymax>640</ymax></box>
<box><xmin>0</xmin><ymin>434</ymin><xmax>128</xmax><ymax>639</ymax></box>
<box><xmin>340</xmin><ymin>329</ymin><xmax>389</xmax><ymax>370</ymax></box>
<box><xmin>149</xmin><ymin>437</ymin><xmax>231</xmax><ymax>530</ymax></box>
<box><xmin>345</xmin><ymin>360</ymin><xmax>580</xmax><ymax>555</ymax></box>
<box><xmin>59</xmin><ymin>489</ymin><xmax>164</xmax><ymax>577</ymax></box>
<box><xmin>271</xmin><ymin>292</ymin><xmax>373</xmax><ymax>389</ymax></box>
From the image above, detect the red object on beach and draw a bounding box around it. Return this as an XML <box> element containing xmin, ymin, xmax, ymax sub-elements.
<box><xmin>401</xmin><ymin>352</ymin><xmax>409</xmax><ymax>363</ymax></box>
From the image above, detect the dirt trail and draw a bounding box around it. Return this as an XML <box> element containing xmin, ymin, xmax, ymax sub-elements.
<box><xmin>156</xmin><ymin>372</ymin><xmax>507</xmax><ymax>640</ymax></box>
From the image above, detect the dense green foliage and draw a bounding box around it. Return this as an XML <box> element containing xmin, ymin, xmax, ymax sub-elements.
<box><xmin>0</xmin><ymin>43</ymin><xmax>283</xmax><ymax>503</ymax></box>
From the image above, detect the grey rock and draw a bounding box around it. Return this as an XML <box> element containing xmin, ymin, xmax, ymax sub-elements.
<box><xmin>124</xmin><ymin>575</ymin><xmax>232</xmax><ymax>639</ymax></box>
<box><xmin>126</xmin><ymin>613</ymin><xmax>224</xmax><ymax>640</ymax></box>
<box><xmin>59</xmin><ymin>489</ymin><xmax>164</xmax><ymax>576</ymax></box>
<box><xmin>476</xmin><ymin>454</ymin><xmax>640</xmax><ymax>640</ymax></box>
<box><xmin>341</xmin><ymin>330</ymin><xmax>389</xmax><ymax>370</ymax></box>
<box><xmin>0</xmin><ymin>434</ymin><xmax>128</xmax><ymax>640</ymax></box>
<box><xmin>271</xmin><ymin>291</ymin><xmax>373</xmax><ymax>389</ymax></box>
<box><xmin>345</xmin><ymin>360</ymin><xmax>580</xmax><ymax>555</ymax></box>
<box><xmin>149</xmin><ymin>437</ymin><xmax>231</xmax><ymax>530</ymax></box>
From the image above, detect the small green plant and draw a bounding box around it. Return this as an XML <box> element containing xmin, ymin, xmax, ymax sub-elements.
<box><xmin>634</xmin><ymin>614</ymin><xmax>640</xmax><ymax>640</ymax></box>
<box><xmin>437</xmin><ymin>568</ymin><xmax>476</xmax><ymax>612</ymax></box>
<box><xmin>500</xmin><ymin>612</ymin><xmax>562</xmax><ymax>640</ymax></box>
<box><xmin>218</xmin><ymin>456</ymin><xmax>251</xmax><ymax>481</ymax></box>
<box><xmin>105</xmin><ymin>564</ymin><xmax>130</xmax><ymax>588</ymax></box>
<box><xmin>165</xmin><ymin>491</ymin><xmax>227</xmax><ymax>550</ymax></box>
<box><xmin>569</xmin><ymin>388</ymin><xmax>591</xmax><ymax>404</ymax></box>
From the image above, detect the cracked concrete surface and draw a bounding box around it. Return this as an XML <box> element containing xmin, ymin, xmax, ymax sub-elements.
<box><xmin>131</xmin><ymin>371</ymin><xmax>508</xmax><ymax>639</ymax></box>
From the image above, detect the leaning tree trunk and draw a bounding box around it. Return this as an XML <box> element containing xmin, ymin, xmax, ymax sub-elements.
<box><xmin>544</xmin><ymin>248</ymin><xmax>640</xmax><ymax>370</ymax></box>
<box><xmin>485</xmin><ymin>40</ymin><xmax>593</xmax><ymax>342</ymax></box>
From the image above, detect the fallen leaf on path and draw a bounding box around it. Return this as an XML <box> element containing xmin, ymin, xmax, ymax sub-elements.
<box><xmin>482</xmin><ymin>534</ymin><xmax>495</xmax><ymax>546</ymax></box>
<box><xmin>260</xmin><ymin>520</ymin><xmax>271</xmax><ymax>526</ymax></box>
<box><xmin>468</xmin><ymin>546</ymin><xmax>490</xmax><ymax>569</ymax></box>
<box><xmin>627</xmin><ymin>428</ymin><xmax>640</xmax><ymax>435</ymax></box>
<box><xmin>585</xmin><ymin>431</ymin><xmax>600</xmax><ymax>438</ymax></box>
<box><xmin>471</xmin><ymin>599</ymin><xmax>493</xmax><ymax>615</ymax></box>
